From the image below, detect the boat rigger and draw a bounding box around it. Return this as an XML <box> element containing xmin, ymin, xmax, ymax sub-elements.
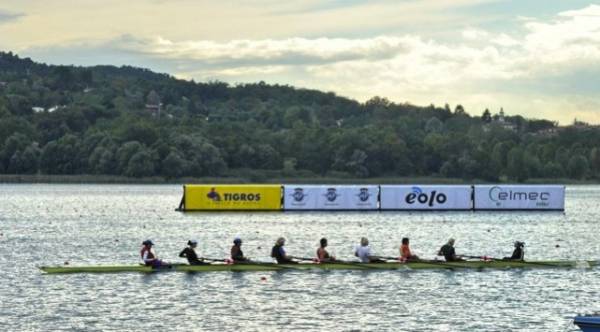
<box><xmin>40</xmin><ymin>260</ymin><xmax>597</xmax><ymax>274</ymax></box>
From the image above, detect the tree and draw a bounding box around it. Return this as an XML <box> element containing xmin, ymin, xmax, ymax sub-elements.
<box><xmin>554</xmin><ymin>147</ymin><xmax>570</xmax><ymax>168</ymax></box>
<box><xmin>282</xmin><ymin>158</ymin><xmax>297</xmax><ymax>175</ymax></box>
<box><xmin>506</xmin><ymin>147</ymin><xmax>527</xmax><ymax>182</ymax></box>
<box><xmin>482</xmin><ymin>109</ymin><xmax>492</xmax><ymax>123</ymax></box>
<box><xmin>543</xmin><ymin>162</ymin><xmax>564</xmax><ymax>178</ymax></box>
<box><xmin>425</xmin><ymin>117</ymin><xmax>443</xmax><ymax>133</ymax></box>
<box><xmin>590</xmin><ymin>147</ymin><xmax>600</xmax><ymax>177</ymax></box>
<box><xmin>345</xmin><ymin>149</ymin><xmax>369</xmax><ymax>177</ymax></box>
<box><xmin>125</xmin><ymin>149</ymin><xmax>156</xmax><ymax>177</ymax></box>
<box><xmin>457</xmin><ymin>153</ymin><xmax>479</xmax><ymax>179</ymax></box>
<box><xmin>88</xmin><ymin>146</ymin><xmax>116</xmax><ymax>174</ymax></box>
<box><xmin>1</xmin><ymin>133</ymin><xmax>31</xmax><ymax>168</ymax></box>
<box><xmin>115</xmin><ymin>141</ymin><xmax>144</xmax><ymax>174</ymax></box>
<box><xmin>40</xmin><ymin>135</ymin><xmax>83</xmax><ymax>174</ymax></box>
<box><xmin>283</xmin><ymin>106</ymin><xmax>313</xmax><ymax>128</ymax></box>
<box><xmin>19</xmin><ymin>144</ymin><xmax>41</xmax><ymax>174</ymax></box>
<box><xmin>0</xmin><ymin>117</ymin><xmax>35</xmax><ymax>146</ymax></box>
<box><xmin>491</xmin><ymin>142</ymin><xmax>511</xmax><ymax>173</ymax></box>
<box><xmin>162</xmin><ymin>151</ymin><xmax>188</xmax><ymax>178</ymax></box>
<box><xmin>567</xmin><ymin>155</ymin><xmax>589</xmax><ymax>179</ymax></box>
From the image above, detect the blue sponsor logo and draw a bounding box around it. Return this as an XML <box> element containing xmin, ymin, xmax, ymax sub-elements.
<box><xmin>325</xmin><ymin>188</ymin><xmax>338</xmax><ymax>202</ymax></box>
<box><xmin>292</xmin><ymin>188</ymin><xmax>306</xmax><ymax>202</ymax></box>
<box><xmin>357</xmin><ymin>188</ymin><xmax>371</xmax><ymax>202</ymax></box>
<box><xmin>405</xmin><ymin>187</ymin><xmax>447</xmax><ymax>206</ymax></box>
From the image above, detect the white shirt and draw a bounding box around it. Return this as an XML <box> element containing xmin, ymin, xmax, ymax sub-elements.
<box><xmin>142</xmin><ymin>248</ymin><xmax>156</xmax><ymax>263</ymax></box>
<box><xmin>355</xmin><ymin>245</ymin><xmax>372</xmax><ymax>263</ymax></box>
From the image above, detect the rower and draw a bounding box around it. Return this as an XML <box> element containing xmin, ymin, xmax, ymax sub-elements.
<box><xmin>231</xmin><ymin>237</ymin><xmax>249</xmax><ymax>262</ymax></box>
<box><xmin>504</xmin><ymin>241</ymin><xmax>525</xmax><ymax>260</ymax></box>
<box><xmin>140</xmin><ymin>240</ymin><xmax>169</xmax><ymax>268</ymax></box>
<box><xmin>316</xmin><ymin>238</ymin><xmax>336</xmax><ymax>262</ymax></box>
<box><xmin>400</xmin><ymin>237</ymin><xmax>419</xmax><ymax>262</ymax></box>
<box><xmin>179</xmin><ymin>240</ymin><xmax>207</xmax><ymax>265</ymax></box>
<box><xmin>271</xmin><ymin>237</ymin><xmax>297</xmax><ymax>264</ymax></box>
<box><xmin>437</xmin><ymin>238</ymin><xmax>464</xmax><ymax>262</ymax></box>
<box><xmin>354</xmin><ymin>237</ymin><xmax>385</xmax><ymax>263</ymax></box>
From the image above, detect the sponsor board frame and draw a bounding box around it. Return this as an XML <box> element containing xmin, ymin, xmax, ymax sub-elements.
<box><xmin>180</xmin><ymin>184</ymin><xmax>282</xmax><ymax>211</ymax></box>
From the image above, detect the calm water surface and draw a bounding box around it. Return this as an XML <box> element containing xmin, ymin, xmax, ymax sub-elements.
<box><xmin>1</xmin><ymin>184</ymin><xmax>599</xmax><ymax>331</ymax></box>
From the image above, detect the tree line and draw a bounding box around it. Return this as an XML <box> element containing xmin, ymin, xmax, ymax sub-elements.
<box><xmin>1</xmin><ymin>51</ymin><xmax>599</xmax><ymax>182</ymax></box>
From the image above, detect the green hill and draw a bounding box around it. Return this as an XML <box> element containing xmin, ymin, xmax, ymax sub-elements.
<box><xmin>0</xmin><ymin>51</ymin><xmax>598</xmax><ymax>182</ymax></box>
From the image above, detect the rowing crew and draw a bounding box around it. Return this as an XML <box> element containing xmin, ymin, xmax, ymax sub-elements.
<box><xmin>141</xmin><ymin>237</ymin><xmax>248</xmax><ymax>267</ymax></box>
<box><xmin>140</xmin><ymin>237</ymin><xmax>526</xmax><ymax>267</ymax></box>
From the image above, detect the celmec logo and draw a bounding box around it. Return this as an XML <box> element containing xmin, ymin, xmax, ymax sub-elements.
<box><xmin>489</xmin><ymin>186</ymin><xmax>550</xmax><ymax>206</ymax></box>
<box><xmin>405</xmin><ymin>187</ymin><xmax>447</xmax><ymax>206</ymax></box>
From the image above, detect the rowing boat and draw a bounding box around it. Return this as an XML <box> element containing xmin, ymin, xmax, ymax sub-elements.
<box><xmin>39</xmin><ymin>260</ymin><xmax>598</xmax><ymax>274</ymax></box>
<box><xmin>574</xmin><ymin>315</ymin><xmax>600</xmax><ymax>332</ymax></box>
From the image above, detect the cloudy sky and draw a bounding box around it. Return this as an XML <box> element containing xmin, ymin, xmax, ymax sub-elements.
<box><xmin>1</xmin><ymin>1</ymin><xmax>599</xmax><ymax>124</ymax></box>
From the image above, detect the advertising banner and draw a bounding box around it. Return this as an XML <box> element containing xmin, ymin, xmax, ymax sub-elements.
<box><xmin>380</xmin><ymin>185</ymin><xmax>472</xmax><ymax>210</ymax></box>
<box><xmin>183</xmin><ymin>184</ymin><xmax>282</xmax><ymax>211</ymax></box>
<box><xmin>283</xmin><ymin>185</ymin><xmax>379</xmax><ymax>210</ymax></box>
<box><xmin>473</xmin><ymin>185</ymin><xmax>565</xmax><ymax>210</ymax></box>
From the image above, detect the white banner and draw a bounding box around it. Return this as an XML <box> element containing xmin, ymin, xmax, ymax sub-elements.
<box><xmin>474</xmin><ymin>185</ymin><xmax>565</xmax><ymax>210</ymax></box>
<box><xmin>283</xmin><ymin>185</ymin><xmax>379</xmax><ymax>210</ymax></box>
<box><xmin>380</xmin><ymin>185</ymin><xmax>472</xmax><ymax>210</ymax></box>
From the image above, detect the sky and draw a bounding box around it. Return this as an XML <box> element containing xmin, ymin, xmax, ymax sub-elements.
<box><xmin>1</xmin><ymin>0</ymin><xmax>599</xmax><ymax>124</ymax></box>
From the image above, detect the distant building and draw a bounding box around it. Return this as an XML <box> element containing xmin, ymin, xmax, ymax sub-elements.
<box><xmin>493</xmin><ymin>108</ymin><xmax>517</xmax><ymax>131</ymax></box>
<box><xmin>31</xmin><ymin>105</ymin><xmax>64</xmax><ymax>113</ymax></box>
<box><xmin>570</xmin><ymin>118</ymin><xmax>590</xmax><ymax>129</ymax></box>
<box><xmin>146</xmin><ymin>90</ymin><xmax>162</xmax><ymax>118</ymax></box>
<box><xmin>534</xmin><ymin>128</ymin><xmax>559</xmax><ymax>137</ymax></box>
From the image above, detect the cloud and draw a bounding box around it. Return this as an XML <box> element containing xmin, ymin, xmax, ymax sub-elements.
<box><xmin>13</xmin><ymin>3</ymin><xmax>600</xmax><ymax>124</ymax></box>
<box><xmin>0</xmin><ymin>9</ymin><xmax>23</xmax><ymax>23</ymax></box>
<box><xmin>116</xmin><ymin>35</ymin><xmax>411</xmax><ymax>66</ymax></box>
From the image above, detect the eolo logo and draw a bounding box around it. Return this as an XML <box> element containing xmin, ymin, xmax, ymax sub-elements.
<box><xmin>404</xmin><ymin>187</ymin><xmax>447</xmax><ymax>206</ymax></box>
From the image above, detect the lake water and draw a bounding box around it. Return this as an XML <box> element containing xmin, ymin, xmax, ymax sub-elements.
<box><xmin>1</xmin><ymin>184</ymin><xmax>599</xmax><ymax>331</ymax></box>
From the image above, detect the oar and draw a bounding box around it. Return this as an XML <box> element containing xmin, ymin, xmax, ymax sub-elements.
<box><xmin>396</xmin><ymin>257</ymin><xmax>474</xmax><ymax>269</ymax></box>
<box><xmin>278</xmin><ymin>257</ymin><xmax>374</xmax><ymax>270</ymax></box>
<box><xmin>199</xmin><ymin>257</ymin><xmax>230</xmax><ymax>263</ymax></box>
<box><xmin>461</xmin><ymin>255</ymin><xmax>493</xmax><ymax>260</ymax></box>
<box><xmin>375</xmin><ymin>256</ymin><xmax>401</xmax><ymax>261</ymax></box>
<box><xmin>289</xmin><ymin>256</ymin><xmax>318</xmax><ymax>262</ymax></box>
<box><xmin>462</xmin><ymin>255</ymin><xmax>566</xmax><ymax>268</ymax></box>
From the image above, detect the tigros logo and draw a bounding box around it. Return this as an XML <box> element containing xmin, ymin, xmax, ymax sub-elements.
<box><xmin>207</xmin><ymin>188</ymin><xmax>261</xmax><ymax>202</ymax></box>
<box><xmin>405</xmin><ymin>187</ymin><xmax>447</xmax><ymax>206</ymax></box>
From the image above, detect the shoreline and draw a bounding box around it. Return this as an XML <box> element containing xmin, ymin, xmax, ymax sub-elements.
<box><xmin>0</xmin><ymin>174</ymin><xmax>598</xmax><ymax>185</ymax></box>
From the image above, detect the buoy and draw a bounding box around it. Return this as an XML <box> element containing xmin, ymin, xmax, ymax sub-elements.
<box><xmin>64</xmin><ymin>261</ymin><xmax>70</xmax><ymax>265</ymax></box>
<box><xmin>555</xmin><ymin>244</ymin><xmax>560</xmax><ymax>248</ymax></box>
<box><xmin>260</xmin><ymin>276</ymin><xmax>267</xmax><ymax>281</ymax></box>
<box><xmin>257</xmin><ymin>246</ymin><xmax>262</xmax><ymax>249</ymax></box>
